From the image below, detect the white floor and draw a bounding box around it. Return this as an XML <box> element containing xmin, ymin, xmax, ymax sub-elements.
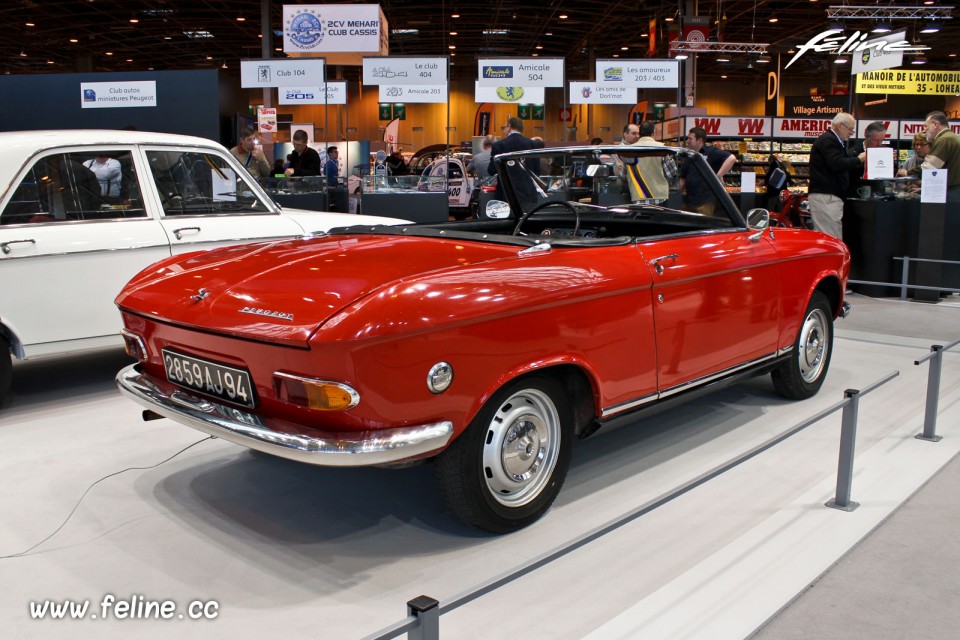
<box><xmin>1</xmin><ymin>308</ymin><xmax>959</xmax><ymax>639</ymax></box>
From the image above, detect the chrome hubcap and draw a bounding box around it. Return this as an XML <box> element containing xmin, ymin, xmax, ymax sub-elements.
<box><xmin>798</xmin><ymin>308</ymin><xmax>829</xmax><ymax>383</ymax></box>
<box><xmin>482</xmin><ymin>388</ymin><xmax>560</xmax><ymax>507</ymax></box>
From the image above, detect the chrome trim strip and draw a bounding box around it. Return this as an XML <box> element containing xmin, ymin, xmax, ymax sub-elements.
<box><xmin>273</xmin><ymin>371</ymin><xmax>360</xmax><ymax>409</ymax></box>
<box><xmin>0</xmin><ymin>242</ymin><xmax>169</xmax><ymax>261</ymax></box>
<box><xmin>600</xmin><ymin>392</ymin><xmax>658</xmax><ymax>419</ymax></box>
<box><xmin>778</xmin><ymin>345</ymin><xmax>794</xmax><ymax>357</ymax></box>
<box><xmin>117</xmin><ymin>364</ymin><xmax>452</xmax><ymax>466</ymax></box>
<box><xmin>599</xmin><ymin>352</ymin><xmax>782</xmax><ymax>418</ymax></box>
<box><xmin>657</xmin><ymin>352</ymin><xmax>780</xmax><ymax>401</ymax></box>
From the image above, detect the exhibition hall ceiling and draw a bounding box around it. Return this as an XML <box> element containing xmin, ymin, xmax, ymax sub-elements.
<box><xmin>2</xmin><ymin>1</ymin><xmax>957</xmax><ymax>83</ymax></box>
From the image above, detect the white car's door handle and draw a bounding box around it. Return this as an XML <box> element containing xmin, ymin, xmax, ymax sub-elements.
<box><xmin>173</xmin><ymin>226</ymin><xmax>201</xmax><ymax>240</ymax></box>
<box><xmin>650</xmin><ymin>253</ymin><xmax>679</xmax><ymax>274</ymax></box>
<box><xmin>1</xmin><ymin>239</ymin><xmax>36</xmax><ymax>254</ymax></box>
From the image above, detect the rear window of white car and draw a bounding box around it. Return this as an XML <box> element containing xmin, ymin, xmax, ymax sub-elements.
<box><xmin>146</xmin><ymin>150</ymin><xmax>271</xmax><ymax>217</ymax></box>
<box><xmin>1</xmin><ymin>150</ymin><xmax>146</xmax><ymax>225</ymax></box>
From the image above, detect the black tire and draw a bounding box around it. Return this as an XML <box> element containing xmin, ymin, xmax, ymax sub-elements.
<box><xmin>772</xmin><ymin>291</ymin><xmax>833</xmax><ymax>400</ymax></box>
<box><xmin>436</xmin><ymin>375</ymin><xmax>573</xmax><ymax>533</ymax></box>
<box><xmin>0</xmin><ymin>335</ymin><xmax>11</xmax><ymax>408</ymax></box>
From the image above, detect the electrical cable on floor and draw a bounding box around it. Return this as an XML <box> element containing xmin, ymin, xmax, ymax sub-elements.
<box><xmin>0</xmin><ymin>435</ymin><xmax>215</xmax><ymax>560</ymax></box>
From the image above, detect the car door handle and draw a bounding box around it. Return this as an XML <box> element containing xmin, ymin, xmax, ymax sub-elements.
<box><xmin>650</xmin><ymin>253</ymin><xmax>679</xmax><ymax>274</ymax></box>
<box><xmin>1</xmin><ymin>239</ymin><xmax>36</xmax><ymax>254</ymax></box>
<box><xmin>173</xmin><ymin>226</ymin><xmax>201</xmax><ymax>240</ymax></box>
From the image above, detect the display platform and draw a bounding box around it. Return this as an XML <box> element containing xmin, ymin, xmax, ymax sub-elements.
<box><xmin>2</xmin><ymin>297</ymin><xmax>959</xmax><ymax>639</ymax></box>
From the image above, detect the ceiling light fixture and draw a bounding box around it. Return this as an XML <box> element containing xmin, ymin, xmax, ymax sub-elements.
<box><xmin>25</xmin><ymin>21</ymin><xmax>35</xmax><ymax>27</ymax></box>
<box><xmin>69</xmin><ymin>38</ymin><xmax>78</xmax><ymax>43</ymax></box>
<box><xmin>769</xmin><ymin>18</ymin><xmax>779</xmax><ymax>23</ymax></box>
<box><xmin>621</xmin><ymin>46</ymin><xmax>629</xmax><ymax>50</ymax></box>
<box><xmin>236</xmin><ymin>17</ymin><xmax>246</xmax><ymax>22</ymax></box>
<box><xmin>130</xmin><ymin>17</ymin><xmax>139</xmax><ymax>23</ymax></box>
<box><xmin>19</xmin><ymin>50</ymin><xmax>26</xmax><ymax>57</ymax></box>
<box><xmin>834</xmin><ymin>57</ymin><xmax>848</xmax><ymax>64</ymax></box>
<box><xmin>451</xmin><ymin>13</ymin><xmax>460</xmax><ymax>18</ymax></box>
<box><xmin>912</xmin><ymin>55</ymin><xmax>928</xmax><ymax>65</ymax></box>
<box><xmin>449</xmin><ymin>31</ymin><xmax>457</xmax><ymax>35</ymax></box>
<box><xmin>675</xmin><ymin>53</ymin><xmax>689</xmax><ymax>60</ymax></box>
<box><xmin>871</xmin><ymin>20</ymin><xmax>892</xmax><ymax>33</ymax></box>
<box><xmin>559</xmin><ymin>14</ymin><xmax>568</xmax><ymax>19</ymax></box>
<box><xmin>717</xmin><ymin>55</ymin><xmax>731</xmax><ymax>62</ymax></box>
<box><xmin>920</xmin><ymin>20</ymin><xmax>941</xmax><ymax>33</ymax></box>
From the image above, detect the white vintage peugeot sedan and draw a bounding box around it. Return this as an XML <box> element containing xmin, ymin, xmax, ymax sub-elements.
<box><xmin>0</xmin><ymin>130</ymin><xmax>402</xmax><ymax>406</ymax></box>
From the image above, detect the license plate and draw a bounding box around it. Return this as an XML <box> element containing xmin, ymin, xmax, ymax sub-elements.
<box><xmin>162</xmin><ymin>349</ymin><xmax>256</xmax><ymax>408</ymax></box>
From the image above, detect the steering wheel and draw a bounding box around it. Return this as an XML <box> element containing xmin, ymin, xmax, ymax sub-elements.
<box><xmin>513</xmin><ymin>199</ymin><xmax>580</xmax><ymax>236</ymax></box>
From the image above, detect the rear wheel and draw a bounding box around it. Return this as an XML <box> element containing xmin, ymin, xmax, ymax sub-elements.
<box><xmin>772</xmin><ymin>291</ymin><xmax>833</xmax><ymax>399</ymax></box>
<box><xmin>0</xmin><ymin>336</ymin><xmax>12</xmax><ymax>408</ymax></box>
<box><xmin>436</xmin><ymin>375</ymin><xmax>573</xmax><ymax>533</ymax></box>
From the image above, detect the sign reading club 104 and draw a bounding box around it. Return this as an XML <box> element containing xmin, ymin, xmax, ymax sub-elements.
<box><xmin>478</xmin><ymin>58</ymin><xmax>564</xmax><ymax>87</ymax></box>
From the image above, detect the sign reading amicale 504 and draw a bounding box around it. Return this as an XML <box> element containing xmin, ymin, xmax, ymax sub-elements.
<box><xmin>478</xmin><ymin>58</ymin><xmax>564</xmax><ymax>87</ymax></box>
<box><xmin>856</xmin><ymin>70</ymin><xmax>960</xmax><ymax>95</ymax></box>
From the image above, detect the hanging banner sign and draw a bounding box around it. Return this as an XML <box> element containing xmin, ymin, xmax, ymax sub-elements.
<box><xmin>283</xmin><ymin>4</ymin><xmax>385</xmax><ymax>53</ymax></box>
<box><xmin>773</xmin><ymin>117</ymin><xmax>832</xmax><ymax>138</ymax></box>
<box><xmin>688</xmin><ymin>116</ymin><xmax>772</xmax><ymax>137</ymax></box>
<box><xmin>900</xmin><ymin>120</ymin><xmax>960</xmax><ymax>139</ymax></box>
<box><xmin>855</xmin><ymin>70</ymin><xmax>960</xmax><ymax>95</ymax></box>
<box><xmin>363</xmin><ymin>57</ymin><xmax>446</xmax><ymax>85</ymax></box>
<box><xmin>851</xmin><ymin>30</ymin><xmax>907</xmax><ymax>75</ymax></box>
<box><xmin>378</xmin><ymin>84</ymin><xmax>447</xmax><ymax>103</ymax></box>
<box><xmin>257</xmin><ymin>107</ymin><xmax>278</xmax><ymax>133</ymax></box>
<box><xmin>277</xmin><ymin>82</ymin><xmax>347</xmax><ymax>105</ymax></box>
<box><xmin>80</xmin><ymin>81</ymin><xmax>157</xmax><ymax>109</ymax></box>
<box><xmin>241</xmin><ymin>59</ymin><xmax>325</xmax><ymax>88</ymax></box>
<box><xmin>474</xmin><ymin>82</ymin><xmax>545</xmax><ymax>104</ymax></box>
<box><xmin>569</xmin><ymin>82</ymin><xmax>637</xmax><ymax>104</ymax></box>
<box><xmin>477</xmin><ymin>58</ymin><xmax>564</xmax><ymax>87</ymax></box>
<box><xmin>594</xmin><ymin>59</ymin><xmax>680</xmax><ymax>88</ymax></box>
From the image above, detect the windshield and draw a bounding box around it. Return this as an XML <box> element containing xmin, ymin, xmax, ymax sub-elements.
<box><xmin>491</xmin><ymin>146</ymin><xmax>739</xmax><ymax>225</ymax></box>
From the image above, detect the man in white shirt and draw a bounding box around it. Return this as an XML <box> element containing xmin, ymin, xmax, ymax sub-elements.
<box><xmin>84</xmin><ymin>154</ymin><xmax>122</xmax><ymax>199</ymax></box>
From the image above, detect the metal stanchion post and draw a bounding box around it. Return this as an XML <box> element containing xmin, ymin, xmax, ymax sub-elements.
<box><xmin>826</xmin><ymin>388</ymin><xmax>861</xmax><ymax>512</ymax></box>
<box><xmin>900</xmin><ymin>256</ymin><xmax>910</xmax><ymax>301</ymax></box>
<box><xmin>916</xmin><ymin>344</ymin><xmax>945</xmax><ymax>443</ymax></box>
<box><xmin>407</xmin><ymin>596</ymin><xmax>440</xmax><ymax>640</ymax></box>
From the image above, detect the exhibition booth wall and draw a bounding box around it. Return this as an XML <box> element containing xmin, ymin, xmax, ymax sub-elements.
<box><xmin>0</xmin><ymin>70</ymin><xmax>249</xmax><ymax>144</ymax></box>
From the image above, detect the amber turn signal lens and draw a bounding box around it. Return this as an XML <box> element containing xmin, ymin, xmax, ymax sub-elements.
<box><xmin>274</xmin><ymin>373</ymin><xmax>359</xmax><ymax>411</ymax></box>
<box><xmin>121</xmin><ymin>330</ymin><xmax>148</xmax><ymax>362</ymax></box>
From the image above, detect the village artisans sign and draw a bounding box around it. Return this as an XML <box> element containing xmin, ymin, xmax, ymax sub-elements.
<box><xmin>855</xmin><ymin>70</ymin><xmax>960</xmax><ymax>95</ymax></box>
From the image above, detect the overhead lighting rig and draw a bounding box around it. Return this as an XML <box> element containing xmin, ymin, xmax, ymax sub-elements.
<box><xmin>826</xmin><ymin>5</ymin><xmax>954</xmax><ymax>21</ymax></box>
<box><xmin>669</xmin><ymin>41</ymin><xmax>769</xmax><ymax>55</ymax></box>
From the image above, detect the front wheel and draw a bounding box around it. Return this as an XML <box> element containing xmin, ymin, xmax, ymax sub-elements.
<box><xmin>0</xmin><ymin>335</ymin><xmax>11</xmax><ymax>408</ymax></box>
<box><xmin>772</xmin><ymin>291</ymin><xmax>833</xmax><ymax>399</ymax></box>
<box><xmin>436</xmin><ymin>376</ymin><xmax>573</xmax><ymax>533</ymax></box>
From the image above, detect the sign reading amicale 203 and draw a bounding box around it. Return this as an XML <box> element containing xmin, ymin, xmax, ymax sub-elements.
<box><xmin>856</xmin><ymin>70</ymin><xmax>960</xmax><ymax>95</ymax></box>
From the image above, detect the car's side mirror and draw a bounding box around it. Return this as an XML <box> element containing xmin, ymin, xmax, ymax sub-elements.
<box><xmin>746</xmin><ymin>207</ymin><xmax>770</xmax><ymax>230</ymax></box>
<box><xmin>746</xmin><ymin>208</ymin><xmax>771</xmax><ymax>241</ymax></box>
<box><xmin>485</xmin><ymin>200</ymin><xmax>511</xmax><ymax>219</ymax></box>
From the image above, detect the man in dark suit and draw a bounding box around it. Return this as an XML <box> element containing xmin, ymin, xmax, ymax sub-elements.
<box><xmin>489</xmin><ymin>116</ymin><xmax>537</xmax><ymax>207</ymax></box>
<box><xmin>808</xmin><ymin>112</ymin><xmax>865</xmax><ymax>239</ymax></box>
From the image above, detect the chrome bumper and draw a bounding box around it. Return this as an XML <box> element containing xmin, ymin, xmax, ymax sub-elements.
<box><xmin>116</xmin><ymin>364</ymin><xmax>454</xmax><ymax>467</ymax></box>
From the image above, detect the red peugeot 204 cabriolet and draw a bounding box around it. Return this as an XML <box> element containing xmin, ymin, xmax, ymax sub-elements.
<box><xmin>116</xmin><ymin>145</ymin><xmax>849</xmax><ymax>533</ymax></box>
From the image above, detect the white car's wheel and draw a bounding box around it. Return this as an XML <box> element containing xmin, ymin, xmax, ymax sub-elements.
<box><xmin>437</xmin><ymin>375</ymin><xmax>572</xmax><ymax>533</ymax></box>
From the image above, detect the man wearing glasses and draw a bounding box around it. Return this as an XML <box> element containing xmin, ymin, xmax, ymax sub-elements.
<box><xmin>808</xmin><ymin>112</ymin><xmax>866</xmax><ymax>239</ymax></box>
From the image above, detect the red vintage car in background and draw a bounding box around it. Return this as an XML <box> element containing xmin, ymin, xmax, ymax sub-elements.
<box><xmin>116</xmin><ymin>145</ymin><xmax>850</xmax><ymax>533</ymax></box>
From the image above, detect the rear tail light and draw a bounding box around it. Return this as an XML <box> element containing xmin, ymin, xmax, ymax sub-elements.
<box><xmin>121</xmin><ymin>330</ymin><xmax>148</xmax><ymax>362</ymax></box>
<box><xmin>274</xmin><ymin>372</ymin><xmax>359</xmax><ymax>411</ymax></box>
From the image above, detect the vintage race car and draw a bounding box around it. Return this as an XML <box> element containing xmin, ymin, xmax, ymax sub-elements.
<box><xmin>116</xmin><ymin>145</ymin><xmax>850</xmax><ymax>533</ymax></box>
<box><xmin>0</xmin><ymin>130</ymin><xmax>401</xmax><ymax>406</ymax></box>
